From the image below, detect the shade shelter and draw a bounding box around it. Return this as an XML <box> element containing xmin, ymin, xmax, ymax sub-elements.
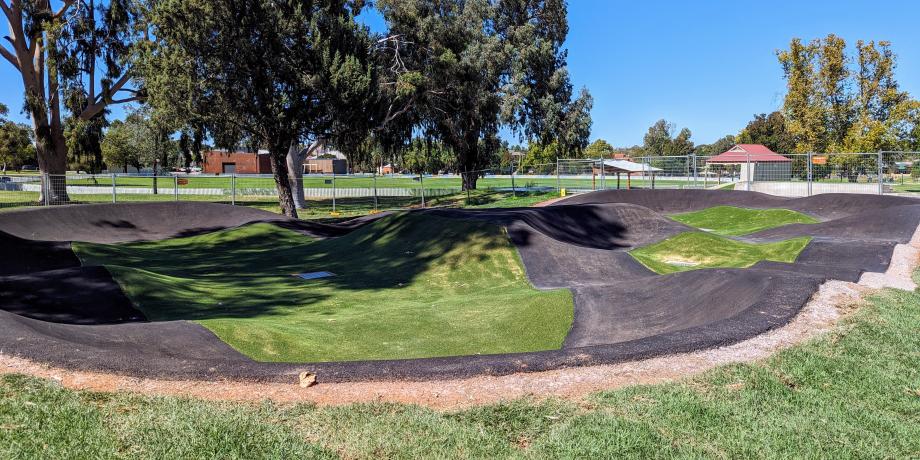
<box><xmin>594</xmin><ymin>159</ymin><xmax>663</xmax><ymax>189</ymax></box>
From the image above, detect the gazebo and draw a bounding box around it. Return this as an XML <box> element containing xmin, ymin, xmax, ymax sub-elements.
<box><xmin>706</xmin><ymin>144</ymin><xmax>791</xmax><ymax>182</ymax></box>
<box><xmin>593</xmin><ymin>159</ymin><xmax>663</xmax><ymax>189</ymax></box>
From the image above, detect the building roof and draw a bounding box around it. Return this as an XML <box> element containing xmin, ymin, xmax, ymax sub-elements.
<box><xmin>707</xmin><ymin>144</ymin><xmax>790</xmax><ymax>163</ymax></box>
<box><xmin>602</xmin><ymin>159</ymin><xmax>663</xmax><ymax>173</ymax></box>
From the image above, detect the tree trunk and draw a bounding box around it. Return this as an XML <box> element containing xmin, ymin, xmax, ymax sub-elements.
<box><xmin>286</xmin><ymin>145</ymin><xmax>307</xmax><ymax>210</ymax></box>
<box><xmin>270</xmin><ymin>147</ymin><xmax>298</xmax><ymax>218</ymax></box>
<box><xmin>459</xmin><ymin>139</ymin><xmax>480</xmax><ymax>191</ymax></box>
<box><xmin>34</xmin><ymin>128</ymin><xmax>71</xmax><ymax>204</ymax></box>
<box><xmin>286</xmin><ymin>140</ymin><xmax>324</xmax><ymax>209</ymax></box>
<box><xmin>461</xmin><ymin>170</ymin><xmax>479</xmax><ymax>190</ymax></box>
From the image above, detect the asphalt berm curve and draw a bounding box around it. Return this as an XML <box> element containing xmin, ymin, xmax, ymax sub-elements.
<box><xmin>1</xmin><ymin>191</ymin><xmax>917</xmax><ymax>383</ymax></box>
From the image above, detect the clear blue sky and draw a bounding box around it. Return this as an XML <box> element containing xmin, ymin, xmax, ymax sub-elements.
<box><xmin>3</xmin><ymin>1</ymin><xmax>919</xmax><ymax>147</ymax></box>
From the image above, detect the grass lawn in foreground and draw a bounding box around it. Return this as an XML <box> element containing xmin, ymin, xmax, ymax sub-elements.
<box><xmin>671</xmin><ymin>205</ymin><xmax>819</xmax><ymax>236</ymax></box>
<box><xmin>3</xmin><ymin>274</ymin><xmax>919</xmax><ymax>457</ymax></box>
<box><xmin>630</xmin><ymin>232</ymin><xmax>811</xmax><ymax>274</ymax></box>
<box><xmin>74</xmin><ymin>214</ymin><xmax>573</xmax><ymax>362</ymax></box>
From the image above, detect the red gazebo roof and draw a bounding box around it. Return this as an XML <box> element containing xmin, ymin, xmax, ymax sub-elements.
<box><xmin>707</xmin><ymin>144</ymin><xmax>791</xmax><ymax>163</ymax></box>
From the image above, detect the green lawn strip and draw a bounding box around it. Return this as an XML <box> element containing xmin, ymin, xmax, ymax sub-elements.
<box><xmin>4</xmin><ymin>281</ymin><xmax>920</xmax><ymax>457</ymax></box>
<box><xmin>629</xmin><ymin>232</ymin><xmax>811</xmax><ymax>274</ymax></box>
<box><xmin>892</xmin><ymin>181</ymin><xmax>920</xmax><ymax>193</ymax></box>
<box><xmin>671</xmin><ymin>205</ymin><xmax>819</xmax><ymax>236</ymax></box>
<box><xmin>60</xmin><ymin>174</ymin><xmax>690</xmax><ymax>191</ymax></box>
<box><xmin>0</xmin><ymin>189</ymin><xmax>557</xmax><ymax>217</ymax></box>
<box><xmin>75</xmin><ymin>215</ymin><xmax>573</xmax><ymax>362</ymax></box>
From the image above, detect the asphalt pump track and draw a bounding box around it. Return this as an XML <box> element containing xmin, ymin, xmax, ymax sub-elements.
<box><xmin>1</xmin><ymin>191</ymin><xmax>918</xmax><ymax>383</ymax></box>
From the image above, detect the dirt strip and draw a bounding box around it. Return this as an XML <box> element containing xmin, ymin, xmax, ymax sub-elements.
<box><xmin>4</xmin><ymin>222</ymin><xmax>917</xmax><ymax>410</ymax></box>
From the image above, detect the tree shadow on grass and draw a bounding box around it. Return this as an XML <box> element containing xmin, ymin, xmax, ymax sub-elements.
<box><xmin>78</xmin><ymin>213</ymin><xmax>511</xmax><ymax>321</ymax></box>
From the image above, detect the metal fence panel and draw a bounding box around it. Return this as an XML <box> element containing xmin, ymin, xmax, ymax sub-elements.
<box><xmin>0</xmin><ymin>173</ymin><xmax>41</xmax><ymax>209</ymax></box>
<box><xmin>5</xmin><ymin>152</ymin><xmax>918</xmax><ymax>214</ymax></box>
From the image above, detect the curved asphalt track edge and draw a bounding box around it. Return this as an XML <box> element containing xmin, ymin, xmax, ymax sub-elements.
<box><xmin>0</xmin><ymin>195</ymin><xmax>918</xmax><ymax>383</ymax></box>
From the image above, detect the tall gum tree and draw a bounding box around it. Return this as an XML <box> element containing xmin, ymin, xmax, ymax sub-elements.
<box><xmin>1</xmin><ymin>0</ymin><xmax>146</xmax><ymax>200</ymax></box>
<box><xmin>143</xmin><ymin>0</ymin><xmax>376</xmax><ymax>217</ymax></box>
<box><xmin>377</xmin><ymin>0</ymin><xmax>590</xmax><ymax>190</ymax></box>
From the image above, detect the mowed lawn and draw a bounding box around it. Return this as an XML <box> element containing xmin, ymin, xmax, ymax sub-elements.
<box><xmin>61</xmin><ymin>174</ymin><xmax>693</xmax><ymax>191</ymax></box>
<box><xmin>671</xmin><ymin>205</ymin><xmax>819</xmax><ymax>236</ymax></box>
<box><xmin>3</xmin><ymin>280</ymin><xmax>919</xmax><ymax>457</ymax></box>
<box><xmin>630</xmin><ymin>232</ymin><xmax>811</xmax><ymax>274</ymax></box>
<box><xmin>74</xmin><ymin>215</ymin><xmax>574</xmax><ymax>362</ymax></box>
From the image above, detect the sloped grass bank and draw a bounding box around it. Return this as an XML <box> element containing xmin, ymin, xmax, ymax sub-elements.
<box><xmin>630</xmin><ymin>232</ymin><xmax>811</xmax><ymax>274</ymax></box>
<box><xmin>75</xmin><ymin>215</ymin><xmax>573</xmax><ymax>362</ymax></box>
<box><xmin>4</xmin><ymin>280</ymin><xmax>920</xmax><ymax>457</ymax></box>
<box><xmin>672</xmin><ymin>205</ymin><xmax>819</xmax><ymax>236</ymax></box>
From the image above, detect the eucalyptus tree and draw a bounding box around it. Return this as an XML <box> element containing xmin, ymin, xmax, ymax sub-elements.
<box><xmin>1</xmin><ymin>0</ymin><xmax>148</xmax><ymax>200</ymax></box>
<box><xmin>377</xmin><ymin>0</ymin><xmax>590</xmax><ymax>189</ymax></box>
<box><xmin>143</xmin><ymin>0</ymin><xmax>376</xmax><ymax>217</ymax></box>
<box><xmin>498</xmin><ymin>0</ymin><xmax>592</xmax><ymax>158</ymax></box>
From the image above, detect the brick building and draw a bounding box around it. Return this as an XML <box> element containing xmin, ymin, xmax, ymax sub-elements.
<box><xmin>202</xmin><ymin>151</ymin><xmax>272</xmax><ymax>174</ymax></box>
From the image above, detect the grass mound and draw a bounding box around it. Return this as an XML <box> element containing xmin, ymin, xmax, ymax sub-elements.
<box><xmin>75</xmin><ymin>214</ymin><xmax>573</xmax><ymax>362</ymax></box>
<box><xmin>630</xmin><ymin>232</ymin><xmax>811</xmax><ymax>274</ymax></box>
<box><xmin>672</xmin><ymin>206</ymin><xmax>818</xmax><ymax>236</ymax></box>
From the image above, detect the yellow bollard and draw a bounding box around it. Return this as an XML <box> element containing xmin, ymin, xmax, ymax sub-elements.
<box><xmin>560</xmin><ymin>188</ymin><xmax>567</xmax><ymax>197</ymax></box>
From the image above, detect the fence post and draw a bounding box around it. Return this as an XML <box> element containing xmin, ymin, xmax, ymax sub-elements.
<box><xmin>174</xmin><ymin>175</ymin><xmax>179</xmax><ymax>201</ymax></box>
<box><xmin>745</xmin><ymin>152</ymin><xmax>752</xmax><ymax>191</ymax></box>
<box><xmin>373</xmin><ymin>173</ymin><xmax>378</xmax><ymax>212</ymax></box>
<box><xmin>420</xmin><ymin>173</ymin><xmax>425</xmax><ymax>207</ymax></box>
<box><xmin>600</xmin><ymin>158</ymin><xmax>606</xmax><ymax>190</ymax></box>
<box><xmin>648</xmin><ymin>159</ymin><xmax>654</xmax><ymax>190</ymax></box>
<box><xmin>807</xmin><ymin>152</ymin><xmax>813</xmax><ymax>197</ymax></box>
<box><xmin>42</xmin><ymin>173</ymin><xmax>49</xmax><ymax>206</ymax></box>
<box><xmin>691</xmin><ymin>154</ymin><xmax>698</xmax><ymax>188</ymax></box>
<box><xmin>555</xmin><ymin>158</ymin><xmax>561</xmax><ymax>193</ymax></box>
<box><xmin>878</xmin><ymin>151</ymin><xmax>884</xmax><ymax>195</ymax></box>
<box><xmin>111</xmin><ymin>174</ymin><xmax>117</xmax><ymax>203</ymax></box>
<box><xmin>231</xmin><ymin>174</ymin><xmax>236</xmax><ymax>205</ymax></box>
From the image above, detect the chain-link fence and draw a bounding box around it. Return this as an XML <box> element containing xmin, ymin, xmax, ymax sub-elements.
<box><xmin>2</xmin><ymin>151</ymin><xmax>918</xmax><ymax>212</ymax></box>
<box><xmin>735</xmin><ymin>152</ymin><xmax>883</xmax><ymax>196</ymax></box>
<box><xmin>879</xmin><ymin>151</ymin><xmax>920</xmax><ymax>195</ymax></box>
<box><xmin>556</xmin><ymin>156</ymin><xmax>711</xmax><ymax>192</ymax></box>
<box><xmin>554</xmin><ymin>152</ymin><xmax>914</xmax><ymax>197</ymax></box>
<box><xmin>0</xmin><ymin>171</ymin><xmax>539</xmax><ymax>213</ymax></box>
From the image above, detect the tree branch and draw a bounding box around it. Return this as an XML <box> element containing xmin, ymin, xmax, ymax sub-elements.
<box><xmin>0</xmin><ymin>2</ymin><xmax>12</xmax><ymax>20</ymax></box>
<box><xmin>82</xmin><ymin>70</ymin><xmax>137</xmax><ymax>120</ymax></box>
<box><xmin>374</xmin><ymin>95</ymin><xmax>416</xmax><ymax>131</ymax></box>
<box><xmin>54</xmin><ymin>0</ymin><xmax>76</xmax><ymax>19</ymax></box>
<box><xmin>94</xmin><ymin>72</ymin><xmax>132</xmax><ymax>104</ymax></box>
<box><xmin>109</xmin><ymin>95</ymin><xmax>144</xmax><ymax>105</ymax></box>
<box><xmin>0</xmin><ymin>44</ymin><xmax>18</xmax><ymax>70</ymax></box>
